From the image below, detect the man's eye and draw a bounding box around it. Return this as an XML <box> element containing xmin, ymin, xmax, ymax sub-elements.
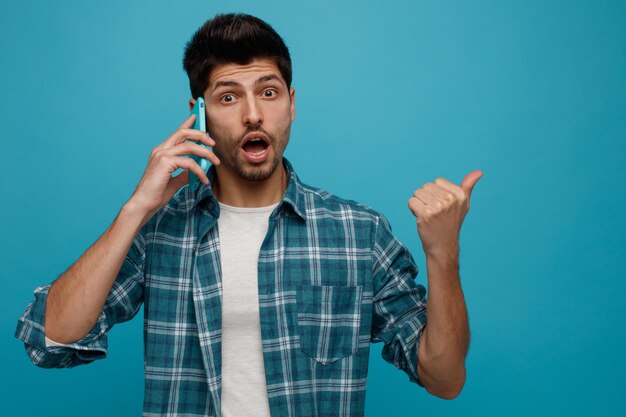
<box><xmin>220</xmin><ymin>94</ymin><xmax>235</xmax><ymax>103</ymax></box>
<box><xmin>262</xmin><ymin>89</ymin><xmax>277</xmax><ymax>98</ymax></box>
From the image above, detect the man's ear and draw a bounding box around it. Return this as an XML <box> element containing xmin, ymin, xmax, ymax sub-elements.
<box><xmin>289</xmin><ymin>87</ymin><xmax>296</xmax><ymax>122</ymax></box>
<box><xmin>188</xmin><ymin>98</ymin><xmax>196</xmax><ymax>112</ymax></box>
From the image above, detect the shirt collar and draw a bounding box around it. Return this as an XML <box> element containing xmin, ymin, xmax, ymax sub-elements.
<box><xmin>194</xmin><ymin>157</ymin><xmax>308</xmax><ymax>221</ymax></box>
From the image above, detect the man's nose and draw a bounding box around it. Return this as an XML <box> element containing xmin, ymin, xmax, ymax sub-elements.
<box><xmin>242</xmin><ymin>97</ymin><xmax>263</xmax><ymax>126</ymax></box>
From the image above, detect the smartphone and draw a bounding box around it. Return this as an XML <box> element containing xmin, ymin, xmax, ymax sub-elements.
<box><xmin>187</xmin><ymin>97</ymin><xmax>211</xmax><ymax>191</ymax></box>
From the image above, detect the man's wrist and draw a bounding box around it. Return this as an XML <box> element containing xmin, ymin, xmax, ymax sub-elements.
<box><xmin>121</xmin><ymin>200</ymin><xmax>153</xmax><ymax>232</ymax></box>
<box><xmin>424</xmin><ymin>243</ymin><xmax>460</xmax><ymax>264</ymax></box>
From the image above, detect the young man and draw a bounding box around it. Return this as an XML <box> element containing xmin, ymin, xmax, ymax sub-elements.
<box><xmin>15</xmin><ymin>13</ymin><xmax>482</xmax><ymax>417</ymax></box>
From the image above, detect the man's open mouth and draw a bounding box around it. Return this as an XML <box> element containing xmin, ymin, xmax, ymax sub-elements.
<box><xmin>241</xmin><ymin>132</ymin><xmax>270</xmax><ymax>162</ymax></box>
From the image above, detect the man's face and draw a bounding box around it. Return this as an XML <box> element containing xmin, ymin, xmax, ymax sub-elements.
<box><xmin>199</xmin><ymin>58</ymin><xmax>295</xmax><ymax>182</ymax></box>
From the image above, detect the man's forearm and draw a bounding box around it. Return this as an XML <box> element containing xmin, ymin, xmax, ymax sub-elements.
<box><xmin>44</xmin><ymin>201</ymin><xmax>149</xmax><ymax>344</ymax></box>
<box><xmin>417</xmin><ymin>244</ymin><xmax>469</xmax><ymax>399</ymax></box>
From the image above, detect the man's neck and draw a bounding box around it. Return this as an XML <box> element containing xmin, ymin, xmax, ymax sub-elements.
<box><xmin>211</xmin><ymin>162</ymin><xmax>288</xmax><ymax>208</ymax></box>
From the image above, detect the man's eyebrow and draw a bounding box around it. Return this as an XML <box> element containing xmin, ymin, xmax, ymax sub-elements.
<box><xmin>210</xmin><ymin>74</ymin><xmax>282</xmax><ymax>92</ymax></box>
<box><xmin>256</xmin><ymin>74</ymin><xmax>281</xmax><ymax>84</ymax></box>
<box><xmin>211</xmin><ymin>80</ymin><xmax>241</xmax><ymax>92</ymax></box>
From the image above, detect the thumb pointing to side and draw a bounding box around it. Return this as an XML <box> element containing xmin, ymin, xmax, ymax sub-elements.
<box><xmin>461</xmin><ymin>170</ymin><xmax>484</xmax><ymax>198</ymax></box>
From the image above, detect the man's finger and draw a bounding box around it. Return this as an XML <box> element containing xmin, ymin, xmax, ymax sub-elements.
<box><xmin>460</xmin><ymin>170</ymin><xmax>483</xmax><ymax>198</ymax></box>
<box><xmin>423</xmin><ymin>183</ymin><xmax>454</xmax><ymax>203</ymax></box>
<box><xmin>179</xmin><ymin>113</ymin><xmax>196</xmax><ymax>129</ymax></box>
<box><xmin>408</xmin><ymin>197</ymin><xmax>428</xmax><ymax>219</ymax></box>
<box><xmin>413</xmin><ymin>188</ymin><xmax>438</xmax><ymax>207</ymax></box>
<box><xmin>433</xmin><ymin>177</ymin><xmax>464</xmax><ymax>200</ymax></box>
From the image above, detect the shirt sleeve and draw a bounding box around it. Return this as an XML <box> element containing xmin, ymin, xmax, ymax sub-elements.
<box><xmin>370</xmin><ymin>213</ymin><xmax>428</xmax><ymax>387</ymax></box>
<box><xmin>14</xmin><ymin>228</ymin><xmax>148</xmax><ymax>368</ymax></box>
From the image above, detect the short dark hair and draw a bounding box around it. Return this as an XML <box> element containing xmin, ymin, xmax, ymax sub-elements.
<box><xmin>183</xmin><ymin>13</ymin><xmax>292</xmax><ymax>99</ymax></box>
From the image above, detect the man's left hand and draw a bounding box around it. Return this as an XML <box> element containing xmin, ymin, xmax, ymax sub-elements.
<box><xmin>408</xmin><ymin>170</ymin><xmax>483</xmax><ymax>256</ymax></box>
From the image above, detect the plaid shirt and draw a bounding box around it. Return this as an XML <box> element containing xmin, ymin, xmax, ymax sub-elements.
<box><xmin>15</xmin><ymin>157</ymin><xmax>428</xmax><ymax>417</ymax></box>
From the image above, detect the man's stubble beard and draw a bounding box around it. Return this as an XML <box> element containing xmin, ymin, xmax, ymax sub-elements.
<box><xmin>209</xmin><ymin>123</ymin><xmax>291</xmax><ymax>182</ymax></box>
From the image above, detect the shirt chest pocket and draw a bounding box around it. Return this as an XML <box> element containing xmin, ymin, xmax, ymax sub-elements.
<box><xmin>296</xmin><ymin>284</ymin><xmax>363</xmax><ymax>365</ymax></box>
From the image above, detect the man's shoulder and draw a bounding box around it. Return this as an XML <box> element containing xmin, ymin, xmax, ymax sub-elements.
<box><xmin>297</xmin><ymin>180</ymin><xmax>383</xmax><ymax>223</ymax></box>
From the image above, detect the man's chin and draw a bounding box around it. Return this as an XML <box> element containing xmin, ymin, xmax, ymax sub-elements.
<box><xmin>235</xmin><ymin>157</ymin><xmax>281</xmax><ymax>182</ymax></box>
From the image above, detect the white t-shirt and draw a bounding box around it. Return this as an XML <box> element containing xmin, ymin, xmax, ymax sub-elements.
<box><xmin>217</xmin><ymin>201</ymin><xmax>276</xmax><ymax>417</ymax></box>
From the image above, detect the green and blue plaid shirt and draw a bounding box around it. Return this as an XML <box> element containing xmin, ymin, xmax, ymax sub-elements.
<box><xmin>16</xmin><ymin>157</ymin><xmax>428</xmax><ymax>417</ymax></box>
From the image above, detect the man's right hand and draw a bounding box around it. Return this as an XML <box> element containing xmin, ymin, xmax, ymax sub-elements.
<box><xmin>127</xmin><ymin>114</ymin><xmax>220</xmax><ymax>225</ymax></box>
<box><xmin>42</xmin><ymin>116</ymin><xmax>221</xmax><ymax>345</ymax></box>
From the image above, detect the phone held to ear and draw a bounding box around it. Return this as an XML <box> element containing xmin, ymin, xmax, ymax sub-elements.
<box><xmin>187</xmin><ymin>97</ymin><xmax>211</xmax><ymax>191</ymax></box>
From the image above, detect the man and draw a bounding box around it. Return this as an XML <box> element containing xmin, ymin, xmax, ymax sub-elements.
<box><xmin>15</xmin><ymin>13</ymin><xmax>482</xmax><ymax>417</ymax></box>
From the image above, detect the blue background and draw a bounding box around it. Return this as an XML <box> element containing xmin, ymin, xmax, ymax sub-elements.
<box><xmin>1</xmin><ymin>0</ymin><xmax>625</xmax><ymax>415</ymax></box>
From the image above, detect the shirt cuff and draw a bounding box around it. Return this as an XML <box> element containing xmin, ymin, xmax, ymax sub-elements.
<box><xmin>45</xmin><ymin>336</ymin><xmax>70</xmax><ymax>348</ymax></box>
<box><xmin>15</xmin><ymin>285</ymin><xmax>109</xmax><ymax>367</ymax></box>
<box><xmin>380</xmin><ymin>309</ymin><xmax>427</xmax><ymax>387</ymax></box>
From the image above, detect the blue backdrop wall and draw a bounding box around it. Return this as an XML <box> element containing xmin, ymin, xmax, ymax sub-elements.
<box><xmin>1</xmin><ymin>1</ymin><xmax>625</xmax><ymax>416</ymax></box>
